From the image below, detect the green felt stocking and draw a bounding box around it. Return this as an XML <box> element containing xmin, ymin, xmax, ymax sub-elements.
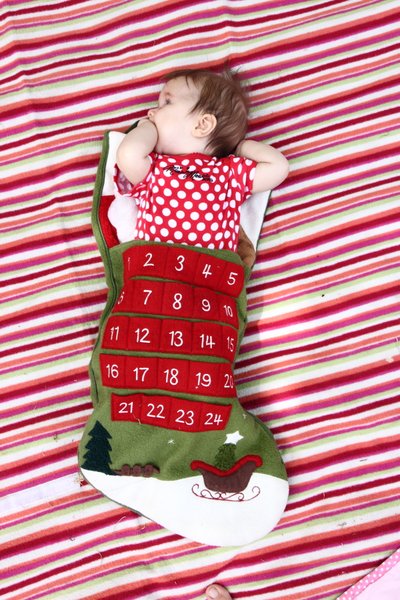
<box><xmin>78</xmin><ymin>131</ymin><xmax>288</xmax><ymax>547</ymax></box>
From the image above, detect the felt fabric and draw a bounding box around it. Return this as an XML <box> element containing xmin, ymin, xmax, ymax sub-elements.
<box><xmin>78</xmin><ymin>131</ymin><xmax>288</xmax><ymax>546</ymax></box>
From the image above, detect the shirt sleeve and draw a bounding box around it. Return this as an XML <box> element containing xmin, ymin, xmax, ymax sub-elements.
<box><xmin>114</xmin><ymin>164</ymin><xmax>135</xmax><ymax>196</ymax></box>
<box><xmin>229</xmin><ymin>156</ymin><xmax>257</xmax><ymax>202</ymax></box>
<box><xmin>114</xmin><ymin>153</ymin><xmax>155</xmax><ymax>199</ymax></box>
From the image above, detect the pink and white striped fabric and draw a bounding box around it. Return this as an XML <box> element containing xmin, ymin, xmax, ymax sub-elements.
<box><xmin>1</xmin><ymin>1</ymin><xmax>399</xmax><ymax>598</ymax></box>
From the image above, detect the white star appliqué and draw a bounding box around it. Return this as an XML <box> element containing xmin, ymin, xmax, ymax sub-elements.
<box><xmin>225</xmin><ymin>431</ymin><xmax>244</xmax><ymax>445</ymax></box>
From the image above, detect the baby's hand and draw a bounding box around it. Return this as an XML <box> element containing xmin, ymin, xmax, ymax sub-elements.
<box><xmin>117</xmin><ymin>119</ymin><xmax>158</xmax><ymax>185</ymax></box>
<box><xmin>137</xmin><ymin>117</ymin><xmax>157</xmax><ymax>132</ymax></box>
<box><xmin>236</xmin><ymin>139</ymin><xmax>289</xmax><ymax>192</ymax></box>
<box><xmin>136</xmin><ymin>118</ymin><xmax>159</xmax><ymax>148</ymax></box>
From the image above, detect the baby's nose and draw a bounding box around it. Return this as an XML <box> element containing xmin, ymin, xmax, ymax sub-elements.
<box><xmin>147</xmin><ymin>108</ymin><xmax>156</xmax><ymax>120</ymax></box>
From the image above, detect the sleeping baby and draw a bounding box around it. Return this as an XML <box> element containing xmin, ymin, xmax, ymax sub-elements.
<box><xmin>111</xmin><ymin>68</ymin><xmax>289</xmax><ymax>255</ymax></box>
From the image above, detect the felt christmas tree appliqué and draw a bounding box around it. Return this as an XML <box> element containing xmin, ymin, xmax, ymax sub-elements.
<box><xmin>78</xmin><ymin>130</ymin><xmax>289</xmax><ymax>547</ymax></box>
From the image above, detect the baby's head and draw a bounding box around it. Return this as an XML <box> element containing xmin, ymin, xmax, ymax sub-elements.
<box><xmin>148</xmin><ymin>68</ymin><xmax>249</xmax><ymax>157</ymax></box>
<box><xmin>166</xmin><ymin>68</ymin><xmax>249</xmax><ymax>157</ymax></box>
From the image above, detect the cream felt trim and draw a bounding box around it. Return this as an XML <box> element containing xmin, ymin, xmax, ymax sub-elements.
<box><xmin>81</xmin><ymin>468</ymin><xmax>289</xmax><ymax>547</ymax></box>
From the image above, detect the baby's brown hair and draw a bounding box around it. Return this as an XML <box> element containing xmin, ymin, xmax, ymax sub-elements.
<box><xmin>164</xmin><ymin>68</ymin><xmax>250</xmax><ymax>157</ymax></box>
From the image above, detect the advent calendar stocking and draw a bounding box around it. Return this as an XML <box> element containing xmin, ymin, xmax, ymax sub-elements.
<box><xmin>78</xmin><ymin>131</ymin><xmax>289</xmax><ymax>547</ymax></box>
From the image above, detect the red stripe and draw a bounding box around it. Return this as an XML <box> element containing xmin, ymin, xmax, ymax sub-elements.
<box><xmin>252</xmin><ymin>248</ymin><xmax>396</xmax><ymax>294</ymax></box>
<box><xmin>2</xmin><ymin>159</ymin><xmax>96</xmax><ymax>194</ymax></box>
<box><xmin>1</xmin><ymin>406</ymin><xmax>92</xmax><ymax>439</ymax></box>
<box><xmin>2</xmin><ymin>257</ymin><xmax>101</xmax><ymax>288</ymax></box>
<box><xmin>0</xmin><ymin>514</ymin><xmax>173</xmax><ymax>562</ymax></box>
<box><xmin>281</xmin><ymin>105</ymin><xmax>400</xmax><ymax>147</ymax></box>
<box><xmin>258</xmin><ymin>212</ymin><xmax>400</xmax><ymax>262</ymax></box>
<box><xmin>2</xmin><ymin>445</ymin><xmax>78</xmax><ymax>480</ymax></box>
<box><xmin>276</xmin><ymin>393</ymin><xmax>400</xmax><ymax>434</ymax></box>
<box><xmin>254</xmin><ymin>361</ymin><xmax>397</xmax><ymax>405</ymax></box>
<box><xmin>0</xmin><ymin>326</ymin><xmax>98</xmax><ymax>364</ymax></box>
<box><xmin>0</xmin><ymin>370</ymin><xmax>90</xmax><ymax>403</ymax></box>
<box><xmin>289</xmin><ymin>472</ymin><xmax>400</xmax><ymax>511</ymax></box>
<box><xmin>240</xmin><ymin>319</ymin><xmax>398</xmax><ymax>367</ymax></box>
<box><xmin>288</xmin><ymin>437</ymin><xmax>400</xmax><ymax>477</ymax></box>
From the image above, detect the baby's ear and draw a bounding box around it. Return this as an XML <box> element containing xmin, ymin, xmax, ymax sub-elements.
<box><xmin>193</xmin><ymin>113</ymin><xmax>217</xmax><ymax>138</ymax></box>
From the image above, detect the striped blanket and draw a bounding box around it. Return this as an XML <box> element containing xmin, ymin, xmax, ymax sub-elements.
<box><xmin>1</xmin><ymin>1</ymin><xmax>399</xmax><ymax>599</ymax></box>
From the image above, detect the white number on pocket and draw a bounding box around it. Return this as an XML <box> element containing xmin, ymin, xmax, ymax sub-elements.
<box><xmin>147</xmin><ymin>403</ymin><xmax>165</xmax><ymax>419</ymax></box>
<box><xmin>175</xmin><ymin>409</ymin><xmax>194</xmax><ymax>426</ymax></box>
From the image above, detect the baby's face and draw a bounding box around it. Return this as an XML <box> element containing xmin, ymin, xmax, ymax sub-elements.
<box><xmin>147</xmin><ymin>77</ymin><xmax>201</xmax><ymax>154</ymax></box>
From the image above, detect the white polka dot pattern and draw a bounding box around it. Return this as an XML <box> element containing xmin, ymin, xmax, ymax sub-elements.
<box><xmin>339</xmin><ymin>549</ymin><xmax>400</xmax><ymax>599</ymax></box>
<box><xmin>115</xmin><ymin>152</ymin><xmax>256</xmax><ymax>251</ymax></box>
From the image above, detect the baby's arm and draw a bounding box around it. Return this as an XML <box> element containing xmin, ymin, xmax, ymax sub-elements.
<box><xmin>116</xmin><ymin>120</ymin><xmax>158</xmax><ymax>185</ymax></box>
<box><xmin>236</xmin><ymin>140</ymin><xmax>289</xmax><ymax>192</ymax></box>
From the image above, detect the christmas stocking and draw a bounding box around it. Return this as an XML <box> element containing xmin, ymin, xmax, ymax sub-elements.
<box><xmin>78</xmin><ymin>130</ymin><xmax>289</xmax><ymax>547</ymax></box>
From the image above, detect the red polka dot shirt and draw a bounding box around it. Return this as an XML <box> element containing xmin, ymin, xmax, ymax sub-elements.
<box><xmin>115</xmin><ymin>152</ymin><xmax>257</xmax><ymax>251</ymax></box>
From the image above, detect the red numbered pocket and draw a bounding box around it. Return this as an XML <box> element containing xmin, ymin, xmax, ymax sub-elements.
<box><xmin>194</xmin><ymin>253</ymin><xmax>225</xmax><ymax>291</ymax></box>
<box><xmin>188</xmin><ymin>361</ymin><xmax>221</xmax><ymax>396</ymax></box>
<box><xmin>219</xmin><ymin>262</ymin><xmax>245</xmax><ymax>297</ymax></box>
<box><xmin>162</xmin><ymin>282</ymin><xmax>194</xmax><ymax>318</ymax></box>
<box><xmin>134</xmin><ymin>279</ymin><xmax>164</xmax><ymax>314</ymax></box>
<box><xmin>159</xmin><ymin>357</ymin><xmax>190</xmax><ymax>393</ymax></box>
<box><xmin>111</xmin><ymin>394</ymin><xmax>142</xmax><ymax>422</ymax></box>
<box><xmin>141</xmin><ymin>395</ymin><xmax>171</xmax><ymax>427</ymax></box>
<box><xmin>100</xmin><ymin>354</ymin><xmax>126</xmax><ymax>388</ymax></box>
<box><xmin>218</xmin><ymin>296</ymin><xmax>238</xmax><ymax>327</ymax></box>
<box><xmin>219</xmin><ymin>364</ymin><xmax>236</xmax><ymax>397</ymax></box>
<box><xmin>160</xmin><ymin>319</ymin><xmax>192</xmax><ymax>354</ymax></box>
<box><xmin>199</xmin><ymin>402</ymin><xmax>231</xmax><ymax>430</ymax></box>
<box><xmin>192</xmin><ymin>321</ymin><xmax>222</xmax><ymax>357</ymax></box>
<box><xmin>165</xmin><ymin>246</ymin><xmax>199</xmax><ymax>283</ymax></box>
<box><xmin>123</xmin><ymin>244</ymin><xmax>167</xmax><ymax>280</ymax></box>
<box><xmin>111</xmin><ymin>393</ymin><xmax>232</xmax><ymax>431</ymax></box>
<box><xmin>193</xmin><ymin>287</ymin><xmax>220</xmax><ymax>322</ymax></box>
<box><xmin>127</xmin><ymin>317</ymin><xmax>161</xmax><ymax>352</ymax></box>
<box><xmin>169</xmin><ymin>397</ymin><xmax>202</xmax><ymax>432</ymax></box>
<box><xmin>113</xmin><ymin>281</ymin><xmax>135</xmax><ymax>313</ymax></box>
<box><xmin>125</xmin><ymin>356</ymin><xmax>159</xmax><ymax>389</ymax></box>
<box><xmin>102</xmin><ymin>316</ymin><xmax>129</xmax><ymax>350</ymax></box>
<box><xmin>221</xmin><ymin>325</ymin><xmax>238</xmax><ymax>360</ymax></box>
